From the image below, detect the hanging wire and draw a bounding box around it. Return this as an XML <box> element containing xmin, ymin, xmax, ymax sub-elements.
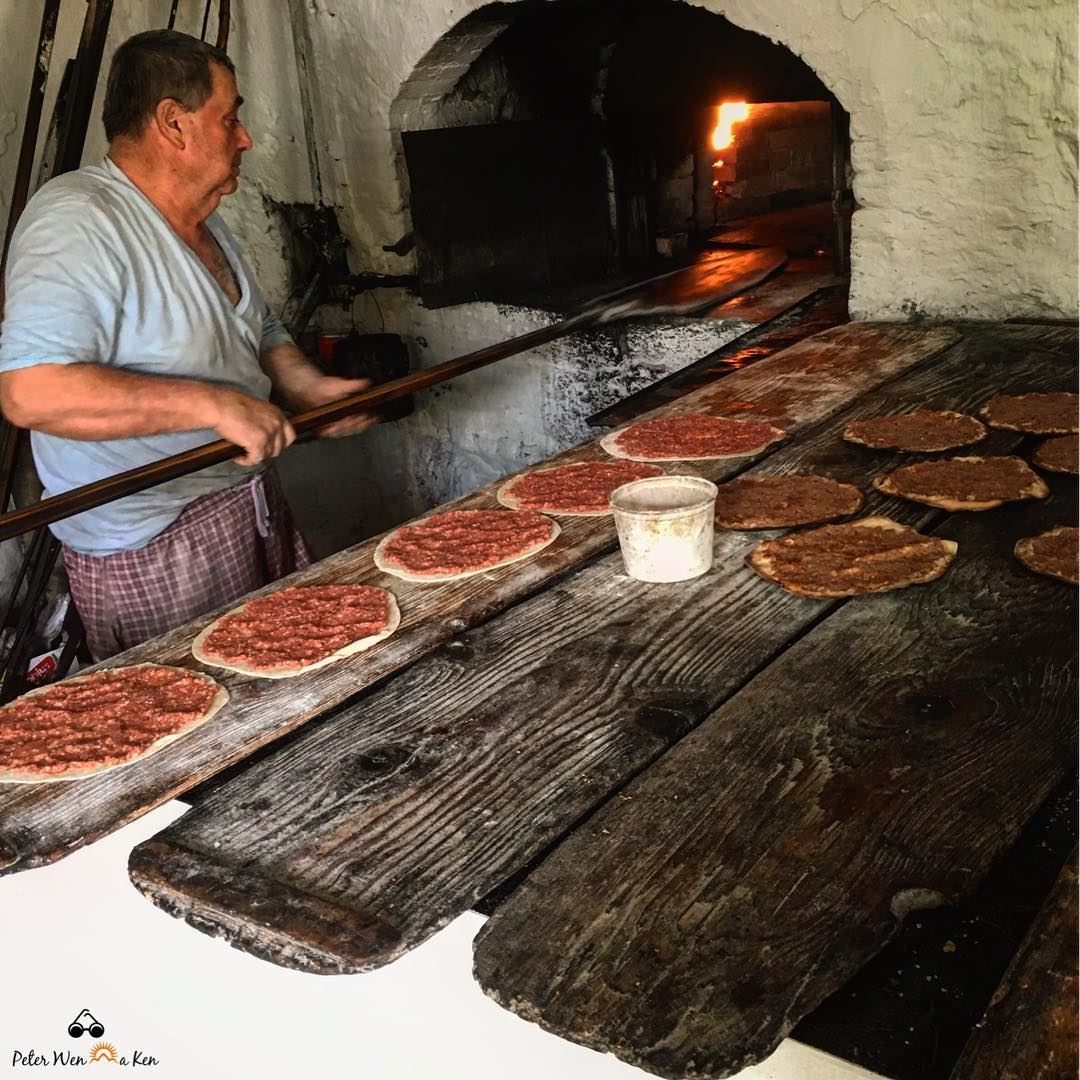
<box><xmin>167</xmin><ymin>0</ymin><xmax>180</xmax><ymax>30</ymax></box>
<box><xmin>200</xmin><ymin>0</ymin><xmax>213</xmax><ymax>41</ymax></box>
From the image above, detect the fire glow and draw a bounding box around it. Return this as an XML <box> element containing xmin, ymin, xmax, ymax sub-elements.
<box><xmin>711</xmin><ymin>101</ymin><xmax>750</xmax><ymax>156</ymax></box>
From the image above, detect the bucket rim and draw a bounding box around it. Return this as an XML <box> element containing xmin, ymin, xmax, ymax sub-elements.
<box><xmin>609</xmin><ymin>474</ymin><xmax>718</xmax><ymax>517</ymax></box>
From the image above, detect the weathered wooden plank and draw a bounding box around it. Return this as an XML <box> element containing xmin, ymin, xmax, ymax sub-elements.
<box><xmin>590</xmin><ymin>285</ymin><xmax>848</xmax><ymax>428</ymax></box>
<box><xmin>472</xmin><ymin>487</ymin><xmax>1078</xmax><ymax>1080</ymax></box>
<box><xmin>126</xmin><ymin>326</ymin><xmax>1072</xmax><ymax>974</ymax></box>
<box><xmin>949</xmin><ymin>848</ymin><xmax>1078</xmax><ymax>1080</ymax></box>
<box><xmin>0</xmin><ymin>323</ymin><xmax>962</xmax><ymax>874</ymax></box>
<box><xmin>704</xmin><ymin>271</ymin><xmax>845</xmax><ymax>324</ymax></box>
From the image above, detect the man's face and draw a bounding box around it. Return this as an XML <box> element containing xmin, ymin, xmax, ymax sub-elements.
<box><xmin>181</xmin><ymin>61</ymin><xmax>252</xmax><ymax>200</ymax></box>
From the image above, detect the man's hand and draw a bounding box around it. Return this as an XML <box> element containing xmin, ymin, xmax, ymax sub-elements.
<box><xmin>260</xmin><ymin>343</ymin><xmax>381</xmax><ymax>439</ymax></box>
<box><xmin>292</xmin><ymin>374</ymin><xmax>381</xmax><ymax>438</ymax></box>
<box><xmin>209</xmin><ymin>388</ymin><xmax>296</xmax><ymax>465</ymax></box>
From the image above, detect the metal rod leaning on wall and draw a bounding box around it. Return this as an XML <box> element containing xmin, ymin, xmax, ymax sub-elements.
<box><xmin>216</xmin><ymin>0</ymin><xmax>231</xmax><ymax>50</ymax></box>
<box><xmin>1</xmin><ymin>0</ymin><xmax>62</xmax><ymax>283</ymax></box>
<box><xmin>0</xmin><ymin>1</ymin><xmax>63</xmax><ymax>524</ymax></box>
<box><xmin>53</xmin><ymin>0</ymin><xmax>115</xmax><ymax>177</ymax></box>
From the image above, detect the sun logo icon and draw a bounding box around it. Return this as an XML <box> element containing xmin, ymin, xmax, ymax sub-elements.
<box><xmin>89</xmin><ymin>1041</ymin><xmax>118</xmax><ymax>1063</ymax></box>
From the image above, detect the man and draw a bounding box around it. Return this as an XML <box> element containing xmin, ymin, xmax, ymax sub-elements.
<box><xmin>0</xmin><ymin>30</ymin><xmax>373</xmax><ymax>660</ymax></box>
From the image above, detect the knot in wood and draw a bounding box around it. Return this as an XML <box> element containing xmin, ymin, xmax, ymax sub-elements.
<box><xmin>635</xmin><ymin>696</ymin><xmax>709</xmax><ymax>742</ymax></box>
<box><xmin>901</xmin><ymin>692</ymin><xmax>956</xmax><ymax>721</ymax></box>
<box><xmin>443</xmin><ymin>639</ymin><xmax>474</xmax><ymax>661</ymax></box>
<box><xmin>339</xmin><ymin>745</ymin><xmax>412</xmax><ymax>783</ymax></box>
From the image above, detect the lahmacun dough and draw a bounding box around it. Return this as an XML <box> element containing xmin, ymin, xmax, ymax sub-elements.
<box><xmin>0</xmin><ymin>664</ymin><xmax>228</xmax><ymax>784</ymax></box>
<box><xmin>842</xmin><ymin>409</ymin><xmax>986</xmax><ymax>452</ymax></box>
<box><xmin>374</xmin><ymin>508</ymin><xmax>560</xmax><ymax>582</ymax></box>
<box><xmin>1032</xmin><ymin>434</ymin><xmax>1079</xmax><ymax>475</ymax></box>
<box><xmin>496</xmin><ymin>459</ymin><xmax>664</xmax><ymax>516</ymax></box>
<box><xmin>601</xmin><ymin>412</ymin><xmax>785</xmax><ymax>462</ymax></box>
<box><xmin>713</xmin><ymin>474</ymin><xmax>864</xmax><ymax>529</ymax></box>
<box><xmin>979</xmin><ymin>392</ymin><xmax>1079</xmax><ymax>435</ymax></box>
<box><xmin>192</xmin><ymin>584</ymin><xmax>401</xmax><ymax>678</ymax></box>
<box><xmin>746</xmin><ymin>517</ymin><xmax>957</xmax><ymax>598</ymax></box>
<box><xmin>873</xmin><ymin>455</ymin><xmax>1049</xmax><ymax>511</ymax></box>
<box><xmin>1014</xmin><ymin>526</ymin><xmax>1079</xmax><ymax>585</ymax></box>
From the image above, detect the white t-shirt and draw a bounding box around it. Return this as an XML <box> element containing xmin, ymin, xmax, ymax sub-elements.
<box><xmin>0</xmin><ymin>156</ymin><xmax>293</xmax><ymax>554</ymax></box>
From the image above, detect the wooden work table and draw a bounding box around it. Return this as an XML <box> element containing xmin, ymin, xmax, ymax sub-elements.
<box><xmin>3</xmin><ymin>321</ymin><xmax>1077</xmax><ymax>1078</ymax></box>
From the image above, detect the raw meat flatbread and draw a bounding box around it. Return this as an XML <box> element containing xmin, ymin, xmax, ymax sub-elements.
<box><xmin>713</xmin><ymin>474</ymin><xmax>864</xmax><ymax>529</ymax></box>
<box><xmin>0</xmin><ymin>664</ymin><xmax>228</xmax><ymax>784</ymax></box>
<box><xmin>873</xmin><ymin>455</ymin><xmax>1049</xmax><ymax>511</ymax></box>
<box><xmin>746</xmin><ymin>516</ymin><xmax>957</xmax><ymax>598</ymax></box>
<box><xmin>374</xmin><ymin>508</ymin><xmax>560</xmax><ymax>582</ymax></box>
<box><xmin>497</xmin><ymin>460</ymin><xmax>664</xmax><ymax>516</ymax></box>
<box><xmin>979</xmin><ymin>392</ymin><xmax>1079</xmax><ymax>434</ymax></box>
<box><xmin>1014</xmin><ymin>526</ymin><xmax>1079</xmax><ymax>585</ymax></box>
<box><xmin>842</xmin><ymin>409</ymin><xmax>986</xmax><ymax>452</ymax></box>
<box><xmin>192</xmin><ymin>584</ymin><xmax>401</xmax><ymax>678</ymax></box>
<box><xmin>1032</xmin><ymin>433</ymin><xmax>1079</xmax><ymax>475</ymax></box>
<box><xmin>601</xmin><ymin>412</ymin><xmax>785</xmax><ymax>461</ymax></box>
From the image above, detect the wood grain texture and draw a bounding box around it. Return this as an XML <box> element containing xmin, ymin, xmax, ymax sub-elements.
<box><xmin>126</xmin><ymin>326</ymin><xmax>1070</xmax><ymax>977</ymax></box>
<box><xmin>590</xmin><ymin>285</ymin><xmax>847</xmax><ymax>428</ymax></box>
<box><xmin>0</xmin><ymin>323</ymin><xmax>960</xmax><ymax>875</ymax></box>
<box><xmin>586</xmin><ymin>247</ymin><xmax>787</xmax><ymax>320</ymax></box>
<box><xmin>473</xmin><ymin>484</ymin><xmax>1078</xmax><ymax>1080</ymax></box>
<box><xmin>949</xmin><ymin>848</ymin><xmax>1078</xmax><ymax>1080</ymax></box>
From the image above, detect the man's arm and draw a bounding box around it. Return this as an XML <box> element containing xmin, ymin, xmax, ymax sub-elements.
<box><xmin>260</xmin><ymin>342</ymin><xmax>378</xmax><ymax>438</ymax></box>
<box><xmin>0</xmin><ymin>362</ymin><xmax>295</xmax><ymax>466</ymax></box>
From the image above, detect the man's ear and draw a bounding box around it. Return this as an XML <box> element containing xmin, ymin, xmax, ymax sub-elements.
<box><xmin>152</xmin><ymin>98</ymin><xmax>188</xmax><ymax>150</ymax></box>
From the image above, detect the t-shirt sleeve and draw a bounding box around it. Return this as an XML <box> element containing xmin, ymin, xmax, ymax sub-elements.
<box><xmin>0</xmin><ymin>196</ymin><xmax>125</xmax><ymax>373</ymax></box>
<box><xmin>254</xmin><ymin>286</ymin><xmax>294</xmax><ymax>353</ymax></box>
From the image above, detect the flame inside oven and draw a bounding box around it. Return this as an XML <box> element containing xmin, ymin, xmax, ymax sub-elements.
<box><xmin>711</xmin><ymin>101</ymin><xmax>751</xmax><ymax>196</ymax></box>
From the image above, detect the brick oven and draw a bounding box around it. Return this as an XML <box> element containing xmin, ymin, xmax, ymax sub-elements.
<box><xmin>392</xmin><ymin>2</ymin><xmax>849</xmax><ymax>307</ymax></box>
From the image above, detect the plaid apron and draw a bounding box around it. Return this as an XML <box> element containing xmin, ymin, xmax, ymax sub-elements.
<box><xmin>63</xmin><ymin>469</ymin><xmax>312</xmax><ymax>661</ymax></box>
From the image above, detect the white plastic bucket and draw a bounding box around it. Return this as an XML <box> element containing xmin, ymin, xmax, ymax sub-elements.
<box><xmin>609</xmin><ymin>475</ymin><xmax>718</xmax><ymax>582</ymax></box>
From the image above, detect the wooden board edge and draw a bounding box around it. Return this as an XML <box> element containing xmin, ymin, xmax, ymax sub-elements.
<box><xmin>127</xmin><ymin>838</ymin><xmax>408</xmax><ymax>976</ymax></box>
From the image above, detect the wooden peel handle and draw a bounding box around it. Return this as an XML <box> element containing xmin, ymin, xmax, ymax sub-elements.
<box><xmin>0</xmin><ymin>313</ymin><xmax>597</xmax><ymax>543</ymax></box>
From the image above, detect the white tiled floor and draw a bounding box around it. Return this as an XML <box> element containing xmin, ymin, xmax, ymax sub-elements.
<box><xmin>0</xmin><ymin>802</ymin><xmax>882</xmax><ymax>1080</ymax></box>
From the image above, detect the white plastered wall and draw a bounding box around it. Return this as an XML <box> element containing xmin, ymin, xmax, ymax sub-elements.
<box><xmin>0</xmin><ymin>0</ymin><xmax>1076</xmax><ymax>561</ymax></box>
<box><xmin>0</xmin><ymin>0</ymin><xmax>311</xmax><ymax>308</ymax></box>
<box><xmin>303</xmin><ymin>0</ymin><xmax>1078</xmax><ymax>321</ymax></box>
<box><xmin>2</xmin><ymin>1</ymin><xmax>1076</xmax><ymax>319</ymax></box>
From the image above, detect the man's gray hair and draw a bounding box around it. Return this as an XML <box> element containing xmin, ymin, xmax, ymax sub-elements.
<box><xmin>102</xmin><ymin>29</ymin><xmax>235</xmax><ymax>141</ymax></box>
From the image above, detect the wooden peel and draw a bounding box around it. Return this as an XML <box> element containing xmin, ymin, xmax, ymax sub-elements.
<box><xmin>0</xmin><ymin>247</ymin><xmax>785</xmax><ymax>543</ymax></box>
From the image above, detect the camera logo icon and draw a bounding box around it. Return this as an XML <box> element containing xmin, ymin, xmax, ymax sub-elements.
<box><xmin>67</xmin><ymin>1009</ymin><xmax>105</xmax><ymax>1039</ymax></box>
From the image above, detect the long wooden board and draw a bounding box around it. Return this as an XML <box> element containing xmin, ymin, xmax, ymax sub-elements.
<box><xmin>949</xmin><ymin>848</ymin><xmax>1078</xmax><ymax>1080</ymax></box>
<box><xmin>126</xmin><ymin>325</ymin><xmax>1072</xmax><ymax>974</ymax></box>
<box><xmin>0</xmin><ymin>323</ymin><xmax>961</xmax><ymax>875</ymax></box>
<box><xmin>472</xmin><ymin>481</ymin><xmax>1078</xmax><ymax>1079</ymax></box>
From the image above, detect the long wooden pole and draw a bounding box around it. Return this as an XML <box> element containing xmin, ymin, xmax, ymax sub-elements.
<box><xmin>0</xmin><ymin>310</ymin><xmax>599</xmax><ymax>543</ymax></box>
<box><xmin>0</xmin><ymin>246</ymin><xmax>785</xmax><ymax>543</ymax></box>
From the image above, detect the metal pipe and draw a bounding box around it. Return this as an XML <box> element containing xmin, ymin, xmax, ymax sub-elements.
<box><xmin>216</xmin><ymin>0</ymin><xmax>231</xmax><ymax>50</ymax></box>
<box><xmin>54</xmin><ymin>0</ymin><xmax>115</xmax><ymax>177</ymax></box>
<box><xmin>1</xmin><ymin>0</ymin><xmax>62</xmax><ymax>278</ymax></box>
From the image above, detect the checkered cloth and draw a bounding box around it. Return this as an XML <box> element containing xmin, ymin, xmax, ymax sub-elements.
<box><xmin>63</xmin><ymin>469</ymin><xmax>312</xmax><ymax>661</ymax></box>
